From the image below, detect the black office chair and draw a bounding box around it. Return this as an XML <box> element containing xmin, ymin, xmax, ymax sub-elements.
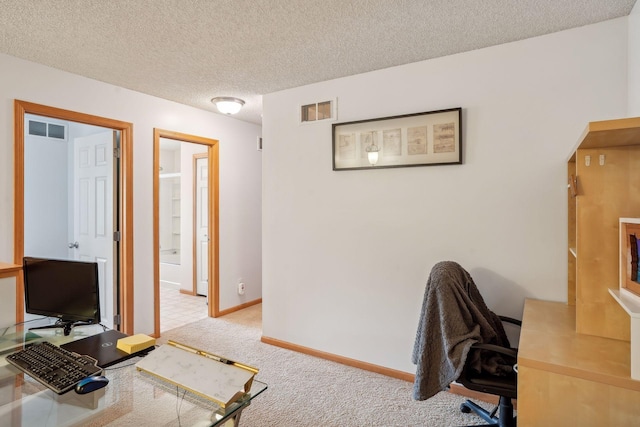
<box><xmin>412</xmin><ymin>261</ymin><xmax>520</xmax><ymax>427</ymax></box>
<box><xmin>458</xmin><ymin>315</ymin><xmax>520</xmax><ymax>427</ymax></box>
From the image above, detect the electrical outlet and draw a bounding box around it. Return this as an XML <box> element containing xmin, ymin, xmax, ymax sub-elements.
<box><xmin>238</xmin><ymin>282</ymin><xmax>245</xmax><ymax>295</ymax></box>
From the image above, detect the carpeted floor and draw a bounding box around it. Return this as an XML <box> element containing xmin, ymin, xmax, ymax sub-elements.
<box><xmin>70</xmin><ymin>305</ymin><xmax>498</xmax><ymax>426</ymax></box>
<box><xmin>151</xmin><ymin>307</ymin><xmax>495</xmax><ymax>427</ymax></box>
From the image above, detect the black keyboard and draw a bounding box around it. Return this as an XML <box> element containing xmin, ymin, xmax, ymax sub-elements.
<box><xmin>6</xmin><ymin>341</ymin><xmax>103</xmax><ymax>394</ymax></box>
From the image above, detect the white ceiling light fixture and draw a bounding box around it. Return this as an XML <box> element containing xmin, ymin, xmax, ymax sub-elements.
<box><xmin>211</xmin><ymin>97</ymin><xmax>245</xmax><ymax>115</ymax></box>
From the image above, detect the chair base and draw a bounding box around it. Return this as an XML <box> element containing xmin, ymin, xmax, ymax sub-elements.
<box><xmin>459</xmin><ymin>396</ymin><xmax>516</xmax><ymax>427</ymax></box>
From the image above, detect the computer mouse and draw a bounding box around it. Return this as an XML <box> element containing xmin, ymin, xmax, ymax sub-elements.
<box><xmin>75</xmin><ymin>375</ymin><xmax>109</xmax><ymax>394</ymax></box>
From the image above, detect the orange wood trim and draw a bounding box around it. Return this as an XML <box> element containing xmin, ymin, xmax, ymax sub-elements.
<box><xmin>448</xmin><ymin>383</ymin><xmax>517</xmax><ymax>409</ymax></box>
<box><xmin>210</xmin><ymin>142</ymin><xmax>220</xmax><ymax>317</ymax></box>
<box><xmin>448</xmin><ymin>383</ymin><xmax>499</xmax><ymax>405</ymax></box>
<box><xmin>120</xmin><ymin>124</ymin><xmax>134</xmax><ymax>334</ymax></box>
<box><xmin>13</xmin><ymin>101</ymin><xmax>25</xmax><ymax>325</ymax></box>
<box><xmin>0</xmin><ymin>270</ymin><xmax>20</xmax><ymax>280</ymax></box>
<box><xmin>153</xmin><ymin>129</ymin><xmax>161</xmax><ymax>336</ymax></box>
<box><xmin>0</xmin><ymin>263</ymin><xmax>21</xmax><ymax>277</ymax></box>
<box><xmin>216</xmin><ymin>298</ymin><xmax>262</xmax><ymax>317</ymax></box>
<box><xmin>179</xmin><ymin>289</ymin><xmax>197</xmax><ymax>296</ymax></box>
<box><xmin>261</xmin><ymin>333</ymin><xmax>510</xmax><ymax>408</ymax></box>
<box><xmin>153</xmin><ymin>129</ymin><xmax>219</xmax><ymax>336</ymax></box>
<box><xmin>261</xmin><ymin>335</ymin><xmax>415</xmax><ymax>382</ymax></box>
<box><xmin>13</xmin><ymin>100</ymin><xmax>134</xmax><ymax>334</ymax></box>
<box><xmin>13</xmin><ymin>101</ymin><xmax>25</xmax><ymax>267</ymax></box>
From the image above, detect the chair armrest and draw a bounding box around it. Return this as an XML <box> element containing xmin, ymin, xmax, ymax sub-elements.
<box><xmin>498</xmin><ymin>315</ymin><xmax>522</xmax><ymax>327</ymax></box>
<box><xmin>470</xmin><ymin>342</ymin><xmax>518</xmax><ymax>359</ymax></box>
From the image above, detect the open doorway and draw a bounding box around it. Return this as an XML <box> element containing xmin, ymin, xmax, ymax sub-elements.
<box><xmin>153</xmin><ymin>129</ymin><xmax>219</xmax><ymax>336</ymax></box>
<box><xmin>13</xmin><ymin>100</ymin><xmax>134</xmax><ymax>333</ymax></box>
<box><xmin>23</xmin><ymin>114</ymin><xmax>118</xmax><ymax>330</ymax></box>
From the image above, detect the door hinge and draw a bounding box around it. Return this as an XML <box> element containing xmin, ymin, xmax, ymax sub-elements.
<box><xmin>114</xmin><ymin>147</ymin><xmax>121</xmax><ymax>159</ymax></box>
<box><xmin>114</xmin><ymin>231</ymin><xmax>121</xmax><ymax>242</ymax></box>
<box><xmin>113</xmin><ymin>314</ymin><xmax>121</xmax><ymax>326</ymax></box>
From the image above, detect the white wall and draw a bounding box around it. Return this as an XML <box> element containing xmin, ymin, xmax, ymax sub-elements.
<box><xmin>0</xmin><ymin>53</ymin><xmax>262</xmax><ymax>333</ymax></box>
<box><xmin>630</xmin><ymin>0</ymin><xmax>640</xmax><ymax>115</ymax></box>
<box><xmin>23</xmin><ymin>133</ymin><xmax>69</xmax><ymax>259</ymax></box>
<box><xmin>0</xmin><ymin>277</ymin><xmax>16</xmax><ymax>326</ymax></box>
<box><xmin>262</xmin><ymin>18</ymin><xmax>629</xmax><ymax>373</ymax></box>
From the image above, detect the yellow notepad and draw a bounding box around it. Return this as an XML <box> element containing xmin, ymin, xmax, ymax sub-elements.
<box><xmin>117</xmin><ymin>334</ymin><xmax>156</xmax><ymax>354</ymax></box>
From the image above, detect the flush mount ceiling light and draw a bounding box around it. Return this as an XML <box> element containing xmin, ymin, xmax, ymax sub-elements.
<box><xmin>211</xmin><ymin>97</ymin><xmax>245</xmax><ymax>115</ymax></box>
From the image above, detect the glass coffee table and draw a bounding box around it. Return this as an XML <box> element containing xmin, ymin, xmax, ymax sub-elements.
<box><xmin>0</xmin><ymin>321</ymin><xmax>267</xmax><ymax>426</ymax></box>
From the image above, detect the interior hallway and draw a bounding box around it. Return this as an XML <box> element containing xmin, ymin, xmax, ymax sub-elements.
<box><xmin>159</xmin><ymin>283</ymin><xmax>208</xmax><ymax>332</ymax></box>
<box><xmin>159</xmin><ymin>281</ymin><xmax>262</xmax><ymax>332</ymax></box>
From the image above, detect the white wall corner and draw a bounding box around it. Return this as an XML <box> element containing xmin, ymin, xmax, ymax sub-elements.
<box><xmin>629</xmin><ymin>2</ymin><xmax>640</xmax><ymax>116</ymax></box>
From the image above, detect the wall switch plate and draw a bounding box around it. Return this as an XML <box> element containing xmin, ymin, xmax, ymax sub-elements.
<box><xmin>238</xmin><ymin>282</ymin><xmax>245</xmax><ymax>295</ymax></box>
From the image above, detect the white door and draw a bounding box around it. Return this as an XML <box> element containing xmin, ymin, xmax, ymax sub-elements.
<box><xmin>195</xmin><ymin>156</ymin><xmax>209</xmax><ymax>296</ymax></box>
<box><xmin>73</xmin><ymin>131</ymin><xmax>116</xmax><ymax>329</ymax></box>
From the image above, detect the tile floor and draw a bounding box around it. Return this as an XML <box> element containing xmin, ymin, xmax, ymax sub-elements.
<box><xmin>159</xmin><ymin>284</ymin><xmax>209</xmax><ymax>332</ymax></box>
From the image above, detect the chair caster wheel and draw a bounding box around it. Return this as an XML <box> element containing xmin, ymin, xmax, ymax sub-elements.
<box><xmin>460</xmin><ymin>403</ymin><xmax>471</xmax><ymax>413</ymax></box>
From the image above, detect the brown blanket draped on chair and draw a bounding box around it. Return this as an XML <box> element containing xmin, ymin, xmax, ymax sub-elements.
<box><xmin>412</xmin><ymin>261</ymin><xmax>513</xmax><ymax>400</ymax></box>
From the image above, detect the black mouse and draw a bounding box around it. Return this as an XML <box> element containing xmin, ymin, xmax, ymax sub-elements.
<box><xmin>75</xmin><ymin>375</ymin><xmax>109</xmax><ymax>394</ymax></box>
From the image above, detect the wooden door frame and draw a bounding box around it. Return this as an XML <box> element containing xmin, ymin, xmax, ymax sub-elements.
<box><xmin>13</xmin><ymin>100</ymin><xmax>134</xmax><ymax>334</ymax></box>
<box><xmin>153</xmin><ymin>129</ymin><xmax>219</xmax><ymax>337</ymax></box>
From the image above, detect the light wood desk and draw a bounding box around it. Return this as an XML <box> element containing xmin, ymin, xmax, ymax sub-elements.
<box><xmin>518</xmin><ymin>299</ymin><xmax>640</xmax><ymax>426</ymax></box>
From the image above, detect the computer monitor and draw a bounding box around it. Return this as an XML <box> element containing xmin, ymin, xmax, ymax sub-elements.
<box><xmin>23</xmin><ymin>257</ymin><xmax>101</xmax><ymax>336</ymax></box>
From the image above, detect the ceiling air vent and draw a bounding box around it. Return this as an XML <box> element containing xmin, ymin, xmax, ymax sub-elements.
<box><xmin>28</xmin><ymin>120</ymin><xmax>66</xmax><ymax>140</ymax></box>
<box><xmin>300</xmin><ymin>99</ymin><xmax>336</xmax><ymax>123</ymax></box>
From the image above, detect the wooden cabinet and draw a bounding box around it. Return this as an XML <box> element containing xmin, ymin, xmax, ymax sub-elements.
<box><xmin>568</xmin><ymin>117</ymin><xmax>640</xmax><ymax>340</ymax></box>
<box><xmin>518</xmin><ymin>117</ymin><xmax>640</xmax><ymax>425</ymax></box>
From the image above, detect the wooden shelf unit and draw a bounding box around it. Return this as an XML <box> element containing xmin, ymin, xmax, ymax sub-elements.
<box><xmin>568</xmin><ymin>116</ymin><xmax>640</xmax><ymax>340</ymax></box>
<box><xmin>518</xmin><ymin>117</ymin><xmax>640</xmax><ymax>425</ymax></box>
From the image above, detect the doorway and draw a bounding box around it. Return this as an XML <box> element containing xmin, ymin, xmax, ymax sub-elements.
<box><xmin>153</xmin><ymin>129</ymin><xmax>219</xmax><ymax>337</ymax></box>
<box><xmin>14</xmin><ymin>100</ymin><xmax>134</xmax><ymax>334</ymax></box>
<box><xmin>23</xmin><ymin>115</ymin><xmax>117</xmax><ymax>329</ymax></box>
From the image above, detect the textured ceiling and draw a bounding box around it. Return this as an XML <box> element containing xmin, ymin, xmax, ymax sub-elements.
<box><xmin>0</xmin><ymin>0</ymin><xmax>636</xmax><ymax>124</ymax></box>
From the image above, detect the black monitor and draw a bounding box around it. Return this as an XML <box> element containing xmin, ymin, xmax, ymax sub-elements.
<box><xmin>23</xmin><ymin>257</ymin><xmax>101</xmax><ymax>336</ymax></box>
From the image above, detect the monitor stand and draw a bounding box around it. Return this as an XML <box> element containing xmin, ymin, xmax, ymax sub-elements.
<box><xmin>29</xmin><ymin>319</ymin><xmax>93</xmax><ymax>336</ymax></box>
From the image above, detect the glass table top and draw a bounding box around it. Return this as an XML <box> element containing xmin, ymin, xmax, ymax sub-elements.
<box><xmin>0</xmin><ymin>320</ymin><xmax>267</xmax><ymax>426</ymax></box>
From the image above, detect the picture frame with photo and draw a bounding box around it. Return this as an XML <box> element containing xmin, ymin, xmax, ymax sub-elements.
<box><xmin>332</xmin><ymin>107</ymin><xmax>462</xmax><ymax>171</ymax></box>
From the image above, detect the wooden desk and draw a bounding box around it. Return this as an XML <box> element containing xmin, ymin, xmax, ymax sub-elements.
<box><xmin>518</xmin><ymin>299</ymin><xmax>640</xmax><ymax>426</ymax></box>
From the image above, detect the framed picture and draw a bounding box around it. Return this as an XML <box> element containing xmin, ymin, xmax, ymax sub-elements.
<box><xmin>332</xmin><ymin>107</ymin><xmax>462</xmax><ymax>171</ymax></box>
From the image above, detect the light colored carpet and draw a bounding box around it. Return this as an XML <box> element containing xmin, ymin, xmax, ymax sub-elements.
<box><xmin>152</xmin><ymin>311</ymin><xmax>495</xmax><ymax>426</ymax></box>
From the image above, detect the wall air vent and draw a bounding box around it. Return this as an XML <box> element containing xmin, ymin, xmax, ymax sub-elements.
<box><xmin>300</xmin><ymin>99</ymin><xmax>336</xmax><ymax>124</ymax></box>
<box><xmin>28</xmin><ymin>120</ymin><xmax>66</xmax><ymax>140</ymax></box>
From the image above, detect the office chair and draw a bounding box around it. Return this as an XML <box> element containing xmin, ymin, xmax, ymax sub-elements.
<box><xmin>412</xmin><ymin>261</ymin><xmax>519</xmax><ymax>427</ymax></box>
<box><xmin>458</xmin><ymin>315</ymin><xmax>520</xmax><ymax>427</ymax></box>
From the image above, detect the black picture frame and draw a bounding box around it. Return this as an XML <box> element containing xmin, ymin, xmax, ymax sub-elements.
<box><xmin>332</xmin><ymin>107</ymin><xmax>462</xmax><ymax>171</ymax></box>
